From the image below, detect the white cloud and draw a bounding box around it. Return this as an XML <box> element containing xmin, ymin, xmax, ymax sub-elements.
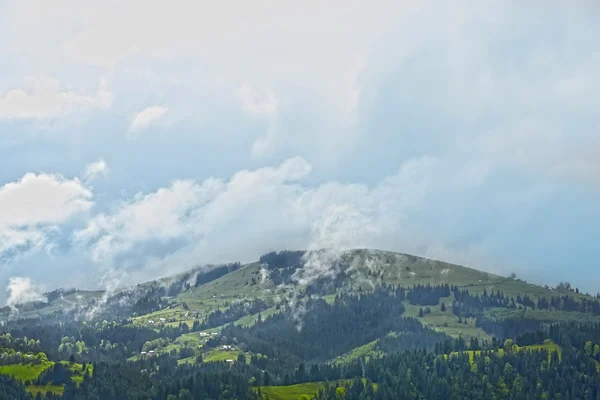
<box><xmin>82</xmin><ymin>159</ymin><xmax>108</xmax><ymax>182</ymax></box>
<box><xmin>0</xmin><ymin>77</ymin><xmax>113</xmax><ymax>120</ymax></box>
<box><xmin>128</xmin><ymin>105</ymin><xmax>168</xmax><ymax>134</ymax></box>
<box><xmin>75</xmin><ymin>179</ymin><xmax>224</xmax><ymax>263</ymax></box>
<box><xmin>0</xmin><ymin>173</ymin><xmax>93</xmax><ymax>258</ymax></box>
<box><xmin>5</xmin><ymin>277</ymin><xmax>46</xmax><ymax>309</ymax></box>
<box><xmin>0</xmin><ymin>173</ymin><xmax>93</xmax><ymax>227</ymax></box>
<box><xmin>74</xmin><ymin>155</ymin><xmax>467</xmax><ymax>284</ymax></box>
<box><xmin>75</xmin><ymin>157</ymin><xmax>312</xmax><ymax>266</ymax></box>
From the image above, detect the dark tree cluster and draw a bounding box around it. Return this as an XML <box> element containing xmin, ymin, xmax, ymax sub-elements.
<box><xmin>452</xmin><ymin>288</ymin><xmax>517</xmax><ymax>316</ymax></box>
<box><xmin>406</xmin><ymin>284</ymin><xmax>451</xmax><ymax>306</ymax></box>
<box><xmin>259</xmin><ymin>250</ymin><xmax>305</xmax><ymax>270</ymax></box>
<box><xmin>0</xmin><ymin>375</ymin><xmax>29</xmax><ymax>400</ymax></box>
<box><xmin>537</xmin><ymin>294</ymin><xmax>600</xmax><ymax>315</ymax></box>
<box><xmin>312</xmin><ymin>346</ymin><xmax>600</xmax><ymax>400</ymax></box>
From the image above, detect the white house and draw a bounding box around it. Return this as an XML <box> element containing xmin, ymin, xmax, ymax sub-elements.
<box><xmin>159</xmin><ymin>318</ymin><xmax>166</xmax><ymax>322</ymax></box>
<box><xmin>148</xmin><ymin>320</ymin><xmax>155</xmax><ymax>324</ymax></box>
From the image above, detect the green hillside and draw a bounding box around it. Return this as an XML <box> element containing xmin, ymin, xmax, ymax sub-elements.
<box><xmin>145</xmin><ymin>249</ymin><xmax>595</xmax><ymax>342</ymax></box>
<box><xmin>1</xmin><ymin>249</ymin><xmax>600</xmax><ymax>399</ymax></box>
<box><xmin>170</xmin><ymin>249</ymin><xmax>593</xmax><ymax>308</ymax></box>
<box><xmin>4</xmin><ymin>248</ymin><xmax>592</xmax><ymax>327</ymax></box>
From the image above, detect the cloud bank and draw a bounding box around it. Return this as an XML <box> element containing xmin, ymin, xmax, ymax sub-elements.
<box><xmin>6</xmin><ymin>277</ymin><xmax>46</xmax><ymax>310</ymax></box>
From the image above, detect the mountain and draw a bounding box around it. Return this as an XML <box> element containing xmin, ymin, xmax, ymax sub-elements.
<box><xmin>3</xmin><ymin>249</ymin><xmax>596</xmax><ymax>332</ymax></box>
<box><xmin>2</xmin><ymin>249</ymin><xmax>600</xmax><ymax>399</ymax></box>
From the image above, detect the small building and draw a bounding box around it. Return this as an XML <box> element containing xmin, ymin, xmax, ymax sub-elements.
<box><xmin>148</xmin><ymin>320</ymin><xmax>155</xmax><ymax>324</ymax></box>
<box><xmin>199</xmin><ymin>332</ymin><xmax>208</xmax><ymax>337</ymax></box>
<box><xmin>159</xmin><ymin>318</ymin><xmax>166</xmax><ymax>322</ymax></box>
<box><xmin>148</xmin><ymin>350</ymin><xmax>156</xmax><ymax>356</ymax></box>
<box><xmin>140</xmin><ymin>351</ymin><xmax>147</xmax><ymax>356</ymax></box>
<box><xmin>225</xmin><ymin>359</ymin><xmax>234</xmax><ymax>365</ymax></box>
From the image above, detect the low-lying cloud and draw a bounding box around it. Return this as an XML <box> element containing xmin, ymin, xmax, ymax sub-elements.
<box><xmin>0</xmin><ymin>172</ymin><xmax>93</xmax><ymax>260</ymax></box>
<box><xmin>70</xmin><ymin>155</ymin><xmax>464</xmax><ymax>288</ymax></box>
<box><xmin>6</xmin><ymin>277</ymin><xmax>46</xmax><ymax>310</ymax></box>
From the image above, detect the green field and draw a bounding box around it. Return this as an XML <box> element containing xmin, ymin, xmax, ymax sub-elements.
<box><xmin>26</xmin><ymin>384</ymin><xmax>65</xmax><ymax>396</ymax></box>
<box><xmin>234</xmin><ymin>306</ymin><xmax>280</xmax><ymax>327</ymax></box>
<box><xmin>404</xmin><ymin>299</ymin><xmax>490</xmax><ymax>340</ymax></box>
<box><xmin>520</xmin><ymin>340</ymin><xmax>562</xmax><ymax>360</ymax></box>
<box><xmin>203</xmin><ymin>349</ymin><xmax>241</xmax><ymax>362</ymax></box>
<box><xmin>0</xmin><ymin>359</ymin><xmax>91</xmax><ymax>396</ymax></box>
<box><xmin>174</xmin><ymin>263</ymin><xmax>283</xmax><ymax>313</ymax></box>
<box><xmin>0</xmin><ymin>362</ymin><xmax>53</xmax><ymax>383</ymax></box>
<box><xmin>258</xmin><ymin>382</ymin><xmax>327</xmax><ymax>400</ymax></box>
<box><xmin>176</xmin><ymin>356</ymin><xmax>196</xmax><ymax>365</ymax></box>
<box><xmin>331</xmin><ymin>340</ymin><xmax>382</xmax><ymax>364</ymax></box>
<box><xmin>66</xmin><ymin>361</ymin><xmax>93</xmax><ymax>384</ymax></box>
<box><xmin>258</xmin><ymin>379</ymin><xmax>377</xmax><ymax>400</ymax></box>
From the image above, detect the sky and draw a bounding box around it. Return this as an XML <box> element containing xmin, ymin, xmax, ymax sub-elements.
<box><xmin>0</xmin><ymin>0</ymin><xmax>599</xmax><ymax>304</ymax></box>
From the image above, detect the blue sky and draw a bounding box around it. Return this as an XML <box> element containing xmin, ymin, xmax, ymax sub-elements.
<box><xmin>0</xmin><ymin>1</ymin><xmax>599</xmax><ymax>304</ymax></box>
